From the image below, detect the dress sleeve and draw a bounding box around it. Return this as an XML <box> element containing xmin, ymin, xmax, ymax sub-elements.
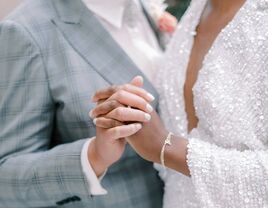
<box><xmin>187</xmin><ymin>137</ymin><xmax>268</xmax><ymax>208</ymax></box>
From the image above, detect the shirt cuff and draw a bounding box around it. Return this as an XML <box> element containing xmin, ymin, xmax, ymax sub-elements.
<box><xmin>81</xmin><ymin>138</ymin><xmax>108</xmax><ymax>195</ymax></box>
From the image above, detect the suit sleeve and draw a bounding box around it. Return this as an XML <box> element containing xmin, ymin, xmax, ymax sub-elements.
<box><xmin>0</xmin><ymin>20</ymin><xmax>93</xmax><ymax>207</ymax></box>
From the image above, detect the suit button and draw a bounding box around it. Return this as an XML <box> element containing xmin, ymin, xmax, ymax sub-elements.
<box><xmin>72</xmin><ymin>196</ymin><xmax>81</xmax><ymax>201</ymax></box>
<box><xmin>64</xmin><ymin>198</ymin><xmax>72</xmax><ymax>203</ymax></box>
<box><xmin>56</xmin><ymin>196</ymin><xmax>81</xmax><ymax>206</ymax></box>
<box><xmin>56</xmin><ymin>201</ymin><xmax>64</xmax><ymax>206</ymax></box>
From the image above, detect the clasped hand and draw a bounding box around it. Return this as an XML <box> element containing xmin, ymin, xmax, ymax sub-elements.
<box><xmin>88</xmin><ymin>76</ymin><xmax>168</xmax><ymax>176</ymax></box>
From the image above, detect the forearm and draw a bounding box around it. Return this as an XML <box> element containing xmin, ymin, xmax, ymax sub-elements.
<box><xmin>128</xmin><ymin>122</ymin><xmax>191</xmax><ymax>176</ymax></box>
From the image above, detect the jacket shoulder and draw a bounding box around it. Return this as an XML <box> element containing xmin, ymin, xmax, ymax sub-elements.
<box><xmin>2</xmin><ymin>0</ymin><xmax>59</xmax><ymax>52</ymax></box>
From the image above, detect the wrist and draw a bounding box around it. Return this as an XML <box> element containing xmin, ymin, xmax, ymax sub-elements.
<box><xmin>164</xmin><ymin>136</ymin><xmax>190</xmax><ymax>176</ymax></box>
<box><xmin>153</xmin><ymin>129</ymin><xmax>169</xmax><ymax>163</ymax></box>
<box><xmin>88</xmin><ymin>139</ymin><xmax>109</xmax><ymax>177</ymax></box>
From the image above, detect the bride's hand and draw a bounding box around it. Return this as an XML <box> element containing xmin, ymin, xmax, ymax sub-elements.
<box><xmin>127</xmin><ymin>110</ymin><xmax>169</xmax><ymax>163</ymax></box>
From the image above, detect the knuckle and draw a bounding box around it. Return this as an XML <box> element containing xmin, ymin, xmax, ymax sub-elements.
<box><xmin>114</xmin><ymin>107</ymin><xmax>125</xmax><ymax>119</ymax></box>
<box><xmin>111</xmin><ymin>119</ymin><xmax>118</xmax><ymax>128</ymax></box>
<box><xmin>114</xmin><ymin>108</ymin><xmax>122</xmax><ymax>119</ymax></box>
<box><xmin>97</xmin><ymin>106</ymin><xmax>105</xmax><ymax>115</ymax></box>
<box><xmin>109</xmin><ymin>100</ymin><xmax>118</xmax><ymax>109</ymax></box>
<box><xmin>109</xmin><ymin>85</ymin><xmax>118</xmax><ymax>94</ymax></box>
<box><xmin>95</xmin><ymin>106</ymin><xmax>102</xmax><ymax>115</ymax></box>
<box><xmin>116</xmin><ymin>90</ymin><xmax>125</xmax><ymax>98</ymax></box>
<box><xmin>122</xmin><ymin>84</ymin><xmax>130</xmax><ymax>90</ymax></box>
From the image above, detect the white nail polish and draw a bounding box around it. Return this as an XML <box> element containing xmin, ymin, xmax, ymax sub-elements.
<box><xmin>89</xmin><ymin>110</ymin><xmax>94</xmax><ymax>118</ymax></box>
<box><xmin>93</xmin><ymin>118</ymin><xmax>97</xmax><ymax>125</ymax></box>
<box><xmin>146</xmin><ymin>104</ymin><xmax>154</xmax><ymax>113</ymax></box>
<box><xmin>135</xmin><ymin>123</ymin><xmax>142</xmax><ymax>130</ymax></box>
<box><xmin>147</xmin><ymin>93</ymin><xmax>155</xmax><ymax>101</ymax></box>
<box><xmin>145</xmin><ymin>113</ymin><xmax>151</xmax><ymax>121</ymax></box>
<box><xmin>136</xmin><ymin>76</ymin><xmax>144</xmax><ymax>82</ymax></box>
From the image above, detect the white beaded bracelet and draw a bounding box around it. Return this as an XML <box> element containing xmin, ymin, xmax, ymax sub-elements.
<box><xmin>160</xmin><ymin>132</ymin><xmax>174</xmax><ymax>169</ymax></box>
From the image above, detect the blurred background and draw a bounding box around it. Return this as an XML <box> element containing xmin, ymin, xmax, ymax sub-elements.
<box><xmin>0</xmin><ymin>0</ymin><xmax>21</xmax><ymax>20</ymax></box>
<box><xmin>0</xmin><ymin>0</ymin><xmax>190</xmax><ymax>20</ymax></box>
<box><xmin>166</xmin><ymin>0</ymin><xmax>190</xmax><ymax>19</ymax></box>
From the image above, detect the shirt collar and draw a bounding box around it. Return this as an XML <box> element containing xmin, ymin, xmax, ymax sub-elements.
<box><xmin>82</xmin><ymin>0</ymin><xmax>128</xmax><ymax>28</ymax></box>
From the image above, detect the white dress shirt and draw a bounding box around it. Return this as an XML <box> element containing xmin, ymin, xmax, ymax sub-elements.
<box><xmin>82</xmin><ymin>0</ymin><xmax>163</xmax><ymax>81</ymax></box>
<box><xmin>80</xmin><ymin>0</ymin><xmax>164</xmax><ymax>196</ymax></box>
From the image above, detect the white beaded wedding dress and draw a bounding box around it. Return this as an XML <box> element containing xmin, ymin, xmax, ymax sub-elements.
<box><xmin>155</xmin><ymin>0</ymin><xmax>268</xmax><ymax>207</ymax></box>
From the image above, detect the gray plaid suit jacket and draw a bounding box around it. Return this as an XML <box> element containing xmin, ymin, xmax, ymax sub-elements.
<box><xmin>0</xmin><ymin>0</ymin><xmax>164</xmax><ymax>207</ymax></box>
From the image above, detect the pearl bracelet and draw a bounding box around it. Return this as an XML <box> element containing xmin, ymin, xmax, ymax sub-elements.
<box><xmin>160</xmin><ymin>132</ymin><xmax>174</xmax><ymax>169</ymax></box>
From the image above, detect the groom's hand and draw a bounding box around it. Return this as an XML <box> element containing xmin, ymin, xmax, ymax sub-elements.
<box><xmin>88</xmin><ymin>76</ymin><xmax>155</xmax><ymax>176</ymax></box>
<box><xmin>88</xmin><ymin>120</ymin><xmax>142</xmax><ymax>177</ymax></box>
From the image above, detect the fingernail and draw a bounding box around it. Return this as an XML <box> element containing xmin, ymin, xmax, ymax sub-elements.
<box><xmin>145</xmin><ymin>113</ymin><xmax>151</xmax><ymax>121</ymax></box>
<box><xmin>135</xmin><ymin>123</ymin><xmax>142</xmax><ymax>130</ymax></box>
<box><xmin>146</xmin><ymin>104</ymin><xmax>153</xmax><ymax>113</ymax></box>
<box><xmin>93</xmin><ymin>118</ymin><xmax>97</xmax><ymax>125</ymax></box>
<box><xmin>89</xmin><ymin>110</ymin><xmax>94</xmax><ymax>118</ymax></box>
<box><xmin>147</xmin><ymin>93</ymin><xmax>155</xmax><ymax>101</ymax></box>
<box><xmin>136</xmin><ymin>76</ymin><xmax>144</xmax><ymax>82</ymax></box>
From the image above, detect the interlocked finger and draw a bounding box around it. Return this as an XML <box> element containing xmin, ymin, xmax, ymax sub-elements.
<box><xmin>108</xmin><ymin>90</ymin><xmax>154</xmax><ymax>113</ymax></box>
<box><xmin>106</xmin><ymin>123</ymin><xmax>142</xmax><ymax>140</ymax></box>
<box><xmin>94</xmin><ymin>117</ymin><xmax>123</xmax><ymax>129</ymax></box>
<box><xmin>92</xmin><ymin>84</ymin><xmax>155</xmax><ymax>103</ymax></box>
<box><xmin>106</xmin><ymin>107</ymin><xmax>151</xmax><ymax>123</ymax></box>
<box><xmin>90</xmin><ymin>100</ymin><xmax>123</xmax><ymax>118</ymax></box>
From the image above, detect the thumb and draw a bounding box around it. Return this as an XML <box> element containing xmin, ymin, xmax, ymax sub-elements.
<box><xmin>130</xmin><ymin>76</ymin><xmax>144</xmax><ymax>87</ymax></box>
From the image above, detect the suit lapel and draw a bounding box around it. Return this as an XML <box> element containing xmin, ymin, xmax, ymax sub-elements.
<box><xmin>139</xmin><ymin>0</ymin><xmax>165</xmax><ymax>50</ymax></box>
<box><xmin>139</xmin><ymin>0</ymin><xmax>159</xmax><ymax>38</ymax></box>
<box><xmin>52</xmin><ymin>0</ymin><xmax>159</xmax><ymax>106</ymax></box>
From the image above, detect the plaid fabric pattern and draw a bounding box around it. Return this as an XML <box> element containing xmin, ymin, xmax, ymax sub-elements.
<box><xmin>0</xmin><ymin>0</ymin><xmax>163</xmax><ymax>207</ymax></box>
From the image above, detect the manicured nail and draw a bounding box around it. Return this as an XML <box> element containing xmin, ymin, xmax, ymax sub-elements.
<box><xmin>89</xmin><ymin>110</ymin><xmax>94</xmax><ymax>118</ymax></box>
<box><xmin>136</xmin><ymin>76</ymin><xmax>144</xmax><ymax>82</ymax></box>
<box><xmin>93</xmin><ymin>118</ymin><xmax>97</xmax><ymax>125</ymax></box>
<box><xmin>147</xmin><ymin>93</ymin><xmax>155</xmax><ymax>101</ymax></box>
<box><xmin>135</xmin><ymin>123</ymin><xmax>142</xmax><ymax>130</ymax></box>
<box><xmin>145</xmin><ymin>113</ymin><xmax>151</xmax><ymax>121</ymax></box>
<box><xmin>146</xmin><ymin>104</ymin><xmax>153</xmax><ymax>113</ymax></box>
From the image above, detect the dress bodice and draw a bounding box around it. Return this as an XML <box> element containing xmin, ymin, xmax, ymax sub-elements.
<box><xmin>155</xmin><ymin>0</ymin><xmax>268</xmax><ymax>207</ymax></box>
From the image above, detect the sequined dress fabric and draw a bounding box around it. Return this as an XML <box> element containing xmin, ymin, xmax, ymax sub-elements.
<box><xmin>154</xmin><ymin>0</ymin><xmax>268</xmax><ymax>207</ymax></box>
